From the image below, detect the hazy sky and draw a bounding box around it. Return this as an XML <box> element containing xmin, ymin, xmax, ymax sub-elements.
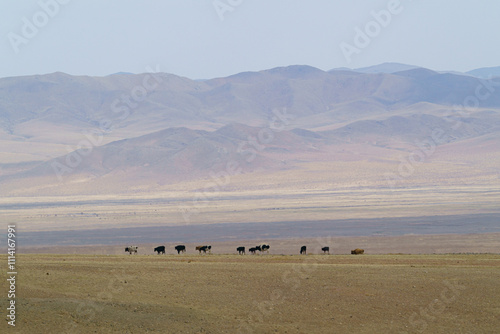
<box><xmin>1</xmin><ymin>0</ymin><xmax>499</xmax><ymax>79</ymax></box>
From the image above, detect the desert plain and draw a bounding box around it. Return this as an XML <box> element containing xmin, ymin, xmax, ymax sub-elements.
<box><xmin>2</xmin><ymin>129</ymin><xmax>499</xmax><ymax>333</ymax></box>
<box><xmin>1</xmin><ymin>67</ymin><xmax>500</xmax><ymax>333</ymax></box>
<box><xmin>1</xmin><ymin>251</ymin><xmax>499</xmax><ymax>334</ymax></box>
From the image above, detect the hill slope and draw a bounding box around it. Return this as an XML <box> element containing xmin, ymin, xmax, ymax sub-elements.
<box><xmin>1</xmin><ymin>65</ymin><xmax>500</xmax><ymax>196</ymax></box>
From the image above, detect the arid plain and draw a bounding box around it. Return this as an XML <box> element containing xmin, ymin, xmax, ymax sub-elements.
<box><xmin>1</xmin><ymin>253</ymin><xmax>499</xmax><ymax>333</ymax></box>
<box><xmin>2</xmin><ymin>67</ymin><xmax>500</xmax><ymax>333</ymax></box>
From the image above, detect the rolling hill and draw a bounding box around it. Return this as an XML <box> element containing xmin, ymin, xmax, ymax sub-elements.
<box><xmin>1</xmin><ymin>65</ymin><xmax>500</xmax><ymax>196</ymax></box>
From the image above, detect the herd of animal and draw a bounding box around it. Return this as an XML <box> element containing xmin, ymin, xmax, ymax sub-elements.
<box><xmin>124</xmin><ymin>244</ymin><xmax>365</xmax><ymax>255</ymax></box>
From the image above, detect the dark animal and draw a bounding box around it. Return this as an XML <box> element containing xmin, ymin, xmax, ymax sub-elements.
<box><xmin>154</xmin><ymin>246</ymin><xmax>165</xmax><ymax>254</ymax></box>
<box><xmin>125</xmin><ymin>246</ymin><xmax>138</xmax><ymax>254</ymax></box>
<box><xmin>237</xmin><ymin>246</ymin><xmax>245</xmax><ymax>255</ymax></box>
<box><xmin>175</xmin><ymin>245</ymin><xmax>186</xmax><ymax>254</ymax></box>
<box><xmin>249</xmin><ymin>247</ymin><xmax>257</xmax><ymax>254</ymax></box>
<box><xmin>322</xmin><ymin>246</ymin><xmax>330</xmax><ymax>254</ymax></box>
<box><xmin>351</xmin><ymin>248</ymin><xmax>364</xmax><ymax>255</ymax></box>
<box><xmin>260</xmin><ymin>244</ymin><xmax>270</xmax><ymax>253</ymax></box>
<box><xmin>300</xmin><ymin>245</ymin><xmax>307</xmax><ymax>255</ymax></box>
<box><xmin>255</xmin><ymin>245</ymin><xmax>262</xmax><ymax>252</ymax></box>
<box><xmin>196</xmin><ymin>245</ymin><xmax>211</xmax><ymax>254</ymax></box>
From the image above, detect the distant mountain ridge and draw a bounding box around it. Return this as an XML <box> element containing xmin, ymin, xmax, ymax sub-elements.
<box><xmin>466</xmin><ymin>66</ymin><xmax>500</xmax><ymax>79</ymax></box>
<box><xmin>2</xmin><ymin>63</ymin><xmax>500</xmax><ymax>134</ymax></box>
<box><xmin>330</xmin><ymin>62</ymin><xmax>500</xmax><ymax>79</ymax></box>
<box><xmin>1</xmin><ymin>64</ymin><xmax>500</xmax><ymax>195</ymax></box>
<box><xmin>354</xmin><ymin>62</ymin><xmax>420</xmax><ymax>74</ymax></box>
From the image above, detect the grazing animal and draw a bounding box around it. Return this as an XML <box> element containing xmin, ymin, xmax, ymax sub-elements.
<box><xmin>322</xmin><ymin>246</ymin><xmax>330</xmax><ymax>254</ymax></box>
<box><xmin>249</xmin><ymin>247</ymin><xmax>257</xmax><ymax>255</ymax></box>
<box><xmin>255</xmin><ymin>245</ymin><xmax>262</xmax><ymax>252</ymax></box>
<box><xmin>300</xmin><ymin>245</ymin><xmax>307</xmax><ymax>255</ymax></box>
<box><xmin>154</xmin><ymin>246</ymin><xmax>165</xmax><ymax>254</ymax></box>
<box><xmin>260</xmin><ymin>244</ymin><xmax>270</xmax><ymax>253</ymax></box>
<box><xmin>196</xmin><ymin>245</ymin><xmax>211</xmax><ymax>254</ymax></box>
<box><xmin>175</xmin><ymin>245</ymin><xmax>186</xmax><ymax>254</ymax></box>
<box><xmin>351</xmin><ymin>248</ymin><xmax>364</xmax><ymax>255</ymax></box>
<box><xmin>125</xmin><ymin>246</ymin><xmax>138</xmax><ymax>254</ymax></box>
<box><xmin>237</xmin><ymin>246</ymin><xmax>245</xmax><ymax>255</ymax></box>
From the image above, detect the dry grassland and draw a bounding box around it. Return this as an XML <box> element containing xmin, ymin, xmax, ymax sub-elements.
<box><xmin>4</xmin><ymin>183</ymin><xmax>500</xmax><ymax>233</ymax></box>
<box><xmin>2</xmin><ymin>254</ymin><xmax>499</xmax><ymax>333</ymax></box>
<box><xmin>2</xmin><ymin>154</ymin><xmax>499</xmax><ymax>236</ymax></box>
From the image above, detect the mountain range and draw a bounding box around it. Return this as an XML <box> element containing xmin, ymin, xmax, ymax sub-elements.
<box><xmin>333</xmin><ymin>62</ymin><xmax>500</xmax><ymax>78</ymax></box>
<box><xmin>1</xmin><ymin>63</ymin><xmax>500</xmax><ymax>196</ymax></box>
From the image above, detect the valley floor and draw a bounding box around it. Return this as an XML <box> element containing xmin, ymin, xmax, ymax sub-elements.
<box><xmin>2</xmin><ymin>254</ymin><xmax>499</xmax><ymax>333</ymax></box>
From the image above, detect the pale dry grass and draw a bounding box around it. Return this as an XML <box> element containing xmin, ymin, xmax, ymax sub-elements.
<box><xmin>2</xmin><ymin>254</ymin><xmax>499</xmax><ymax>333</ymax></box>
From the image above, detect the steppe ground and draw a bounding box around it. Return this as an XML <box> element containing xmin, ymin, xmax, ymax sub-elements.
<box><xmin>3</xmin><ymin>159</ymin><xmax>500</xmax><ymax>233</ymax></box>
<box><xmin>2</xmin><ymin>253</ymin><xmax>499</xmax><ymax>334</ymax></box>
<box><xmin>2</xmin><ymin>150</ymin><xmax>499</xmax><ymax>333</ymax></box>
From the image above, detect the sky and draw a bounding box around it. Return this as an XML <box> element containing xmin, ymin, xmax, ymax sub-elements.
<box><xmin>1</xmin><ymin>0</ymin><xmax>500</xmax><ymax>79</ymax></box>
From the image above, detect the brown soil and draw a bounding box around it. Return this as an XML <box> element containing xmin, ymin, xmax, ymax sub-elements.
<box><xmin>2</xmin><ymin>253</ymin><xmax>499</xmax><ymax>333</ymax></box>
